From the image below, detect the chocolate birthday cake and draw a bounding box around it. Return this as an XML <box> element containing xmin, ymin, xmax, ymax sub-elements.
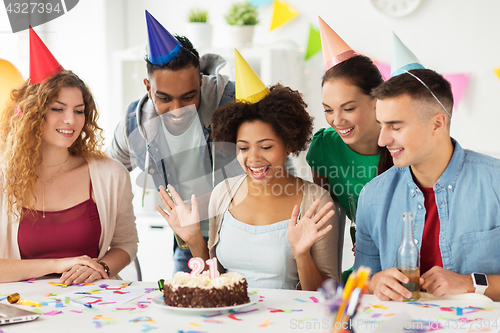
<box><xmin>163</xmin><ymin>271</ymin><xmax>250</xmax><ymax>308</ymax></box>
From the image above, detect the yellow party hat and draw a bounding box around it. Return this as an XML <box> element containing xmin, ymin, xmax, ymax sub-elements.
<box><xmin>234</xmin><ymin>49</ymin><xmax>269</xmax><ymax>103</ymax></box>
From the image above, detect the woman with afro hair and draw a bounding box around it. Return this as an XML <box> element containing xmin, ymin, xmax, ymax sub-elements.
<box><xmin>158</xmin><ymin>83</ymin><xmax>340</xmax><ymax>290</ymax></box>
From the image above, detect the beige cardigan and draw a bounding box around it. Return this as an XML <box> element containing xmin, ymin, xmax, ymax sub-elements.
<box><xmin>208</xmin><ymin>175</ymin><xmax>340</xmax><ymax>283</ymax></box>
<box><xmin>0</xmin><ymin>157</ymin><xmax>138</xmax><ymax>262</ymax></box>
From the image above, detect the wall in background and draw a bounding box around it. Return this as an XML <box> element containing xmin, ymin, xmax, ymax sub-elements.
<box><xmin>1</xmin><ymin>0</ymin><xmax>499</xmax><ymax>159</ymax></box>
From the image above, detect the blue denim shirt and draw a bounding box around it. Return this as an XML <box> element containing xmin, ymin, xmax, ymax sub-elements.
<box><xmin>354</xmin><ymin>140</ymin><xmax>500</xmax><ymax>276</ymax></box>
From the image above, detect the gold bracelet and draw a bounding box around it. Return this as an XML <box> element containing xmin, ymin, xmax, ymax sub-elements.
<box><xmin>98</xmin><ymin>261</ymin><xmax>110</xmax><ymax>275</ymax></box>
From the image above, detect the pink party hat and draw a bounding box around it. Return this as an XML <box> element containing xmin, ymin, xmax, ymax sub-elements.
<box><xmin>318</xmin><ymin>16</ymin><xmax>357</xmax><ymax>71</ymax></box>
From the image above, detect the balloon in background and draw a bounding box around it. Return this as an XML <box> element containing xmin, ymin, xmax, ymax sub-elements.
<box><xmin>0</xmin><ymin>59</ymin><xmax>25</xmax><ymax>112</ymax></box>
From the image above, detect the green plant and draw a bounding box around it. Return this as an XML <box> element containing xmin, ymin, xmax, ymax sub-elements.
<box><xmin>188</xmin><ymin>9</ymin><xmax>208</xmax><ymax>23</ymax></box>
<box><xmin>225</xmin><ymin>1</ymin><xmax>259</xmax><ymax>26</ymax></box>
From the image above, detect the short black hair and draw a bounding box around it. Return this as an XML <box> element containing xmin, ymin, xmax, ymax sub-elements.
<box><xmin>212</xmin><ymin>84</ymin><xmax>313</xmax><ymax>156</ymax></box>
<box><xmin>371</xmin><ymin>68</ymin><xmax>453</xmax><ymax>115</ymax></box>
<box><xmin>145</xmin><ymin>35</ymin><xmax>200</xmax><ymax>76</ymax></box>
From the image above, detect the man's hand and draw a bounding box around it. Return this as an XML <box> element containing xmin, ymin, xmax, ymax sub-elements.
<box><xmin>421</xmin><ymin>266</ymin><xmax>472</xmax><ymax>297</ymax></box>
<box><xmin>369</xmin><ymin>268</ymin><xmax>419</xmax><ymax>301</ymax></box>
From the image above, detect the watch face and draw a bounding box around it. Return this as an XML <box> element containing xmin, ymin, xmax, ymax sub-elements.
<box><xmin>473</xmin><ymin>273</ymin><xmax>488</xmax><ymax>286</ymax></box>
<box><xmin>371</xmin><ymin>0</ymin><xmax>421</xmax><ymax>18</ymax></box>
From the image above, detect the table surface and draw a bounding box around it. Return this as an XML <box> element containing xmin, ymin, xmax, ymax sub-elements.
<box><xmin>1</xmin><ymin>279</ymin><xmax>499</xmax><ymax>333</ymax></box>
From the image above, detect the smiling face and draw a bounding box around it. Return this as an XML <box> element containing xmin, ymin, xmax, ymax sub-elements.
<box><xmin>322</xmin><ymin>78</ymin><xmax>381</xmax><ymax>154</ymax></box>
<box><xmin>41</xmin><ymin>86</ymin><xmax>86</xmax><ymax>150</ymax></box>
<box><xmin>236</xmin><ymin>120</ymin><xmax>289</xmax><ymax>186</ymax></box>
<box><xmin>376</xmin><ymin>94</ymin><xmax>436</xmax><ymax>169</ymax></box>
<box><xmin>144</xmin><ymin>65</ymin><xmax>202</xmax><ymax>136</ymax></box>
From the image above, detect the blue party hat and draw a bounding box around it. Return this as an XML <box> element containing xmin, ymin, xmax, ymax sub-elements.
<box><xmin>145</xmin><ymin>10</ymin><xmax>182</xmax><ymax>65</ymax></box>
<box><xmin>390</xmin><ymin>32</ymin><xmax>424</xmax><ymax>77</ymax></box>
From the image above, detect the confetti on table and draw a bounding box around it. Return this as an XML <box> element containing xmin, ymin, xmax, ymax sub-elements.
<box><xmin>130</xmin><ymin>317</ymin><xmax>155</xmax><ymax>324</ymax></box>
<box><xmin>229</xmin><ymin>308</ymin><xmax>258</xmax><ymax>314</ymax></box>
<box><xmin>203</xmin><ymin>319</ymin><xmax>223</xmax><ymax>323</ymax></box>
<box><xmin>440</xmin><ymin>307</ymin><xmax>453</xmax><ymax>312</ymax></box>
<box><xmin>30</xmin><ymin>308</ymin><xmax>43</xmax><ymax>314</ymax></box>
<box><xmin>297</xmin><ymin>317</ymin><xmax>313</xmax><ymax>322</ymax></box>
<box><xmin>94</xmin><ymin>315</ymin><xmax>114</xmax><ymax>320</ymax></box>
<box><xmin>141</xmin><ymin>324</ymin><xmax>158</xmax><ymax>332</ymax></box>
<box><xmin>294</xmin><ymin>298</ymin><xmax>306</xmax><ymax>302</ymax></box>
<box><xmin>258</xmin><ymin>319</ymin><xmax>271</xmax><ymax>327</ymax></box>
<box><xmin>88</xmin><ymin>299</ymin><xmax>102</xmax><ymax>305</ymax></box>
<box><xmin>55</xmin><ymin>302</ymin><xmax>63</xmax><ymax>308</ymax></box>
<box><xmin>189</xmin><ymin>322</ymin><xmax>202</xmax><ymax>327</ymax></box>
<box><xmin>43</xmin><ymin>310</ymin><xmax>62</xmax><ymax>316</ymax></box>
<box><xmin>137</xmin><ymin>302</ymin><xmax>148</xmax><ymax>309</ymax></box>
<box><xmin>269</xmin><ymin>308</ymin><xmax>283</xmax><ymax>313</ymax></box>
<box><xmin>114</xmin><ymin>291</ymin><xmax>129</xmax><ymax>294</ymax></box>
<box><xmin>370</xmin><ymin>304</ymin><xmax>387</xmax><ymax>310</ymax></box>
<box><xmin>98</xmin><ymin>302</ymin><xmax>116</xmax><ymax>305</ymax></box>
<box><xmin>383</xmin><ymin>313</ymin><xmax>396</xmax><ymax>317</ymax></box>
<box><xmin>201</xmin><ymin>312</ymin><xmax>223</xmax><ymax>318</ymax></box>
<box><xmin>99</xmin><ymin>284</ymin><xmax>109</xmax><ymax>288</ymax></box>
<box><xmin>309</xmin><ymin>296</ymin><xmax>318</xmax><ymax>303</ymax></box>
<box><xmin>120</xmin><ymin>282</ymin><xmax>133</xmax><ymax>288</ymax></box>
<box><xmin>21</xmin><ymin>278</ymin><xmax>36</xmax><ymax>283</ymax></box>
<box><xmin>371</xmin><ymin>313</ymin><xmax>382</xmax><ymax>318</ymax></box>
<box><xmin>48</xmin><ymin>282</ymin><xmax>67</xmax><ymax>287</ymax></box>
<box><xmin>115</xmin><ymin>307</ymin><xmax>136</xmax><ymax>311</ymax></box>
<box><xmin>228</xmin><ymin>314</ymin><xmax>242</xmax><ymax>321</ymax></box>
<box><xmin>144</xmin><ymin>288</ymin><xmax>156</xmax><ymax>293</ymax></box>
<box><xmin>70</xmin><ymin>310</ymin><xmax>82</xmax><ymax>313</ymax></box>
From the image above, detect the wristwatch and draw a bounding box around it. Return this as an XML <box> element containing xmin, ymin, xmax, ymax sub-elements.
<box><xmin>471</xmin><ymin>272</ymin><xmax>488</xmax><ymax>294</ymax></box>
<box><xmin>98</xmin><ymin>261</ymin><xmax>110</xmax><ymax>276</ymax></box>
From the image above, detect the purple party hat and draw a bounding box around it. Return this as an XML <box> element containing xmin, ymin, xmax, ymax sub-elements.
<box><xmin>145</xmin><ymin>10</ymin><xmax>182</xmax><ymax>65</ymax></box>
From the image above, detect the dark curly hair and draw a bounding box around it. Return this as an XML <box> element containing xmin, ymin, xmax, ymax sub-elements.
<box><xmin>145</xmin><ymin>35</ymin><xmax>200</xmax><ymax>76</ymax></box>
<box><xmin>212</xmin><ymin>84</ymin><xmax>313</xmax><ymax>156</ymax></box>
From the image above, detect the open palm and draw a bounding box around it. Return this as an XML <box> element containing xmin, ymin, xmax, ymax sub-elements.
<box><xmin>157</xmin><ymin>184</ymin><xmax>201</xmax><ymax>244</ymax></box>
<box><xmin>287</xmin><ymin>199</ymin><xmax>334</xmax><ymax>256</ymax></box>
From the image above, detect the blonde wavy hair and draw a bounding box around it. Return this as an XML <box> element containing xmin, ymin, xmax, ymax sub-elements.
<box><xmin>0</xmin><ymin>70</ymin><xmax>105</xmax><ymax>218</ymax></box>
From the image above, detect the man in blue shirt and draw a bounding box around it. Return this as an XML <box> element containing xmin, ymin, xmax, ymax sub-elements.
<box><xmin>354</xmin><ymin>68</ymin><xmax>500</xmax><ymax>301</ymax></box>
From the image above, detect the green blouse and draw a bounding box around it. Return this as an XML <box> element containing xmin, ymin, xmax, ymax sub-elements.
<box><xmin>306</xmin><ymin>127</ymin><xmax>380</xmax><ymax>220</ymax></box>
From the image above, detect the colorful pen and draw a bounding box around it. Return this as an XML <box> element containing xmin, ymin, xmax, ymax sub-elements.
<box><xmin>70</xmin><ymin>298</ymin><xmax>92</xmax><ymax>308</ymax></box>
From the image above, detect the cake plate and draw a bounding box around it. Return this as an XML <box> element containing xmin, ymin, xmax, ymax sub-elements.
<box><xmin>151</xmin><ymin>293</ymin><xmax>260</xmax><ymax>313</ymax></box>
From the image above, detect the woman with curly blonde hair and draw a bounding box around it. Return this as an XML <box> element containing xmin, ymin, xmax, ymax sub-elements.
<box><xmin>0</xmin><ymin>28</ymin><xmax>138</xmax><ymax>284</ymax></box>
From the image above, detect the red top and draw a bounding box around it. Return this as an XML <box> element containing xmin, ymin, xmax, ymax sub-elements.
<box><xmin>418</xmin><ymin>185</ymin><xmax>443</xmax><ymax>275</ymax></box>
<box><xmin>18</xmin><ymin>182</ymin><xmax>101</xmax><ymax>259</ymax></box>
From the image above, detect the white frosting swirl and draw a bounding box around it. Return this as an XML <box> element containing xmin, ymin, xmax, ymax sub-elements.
<box><xmin>166</xmin><ymin>271</ymin><xmax>245</xmax><ymax>290</ymax></box>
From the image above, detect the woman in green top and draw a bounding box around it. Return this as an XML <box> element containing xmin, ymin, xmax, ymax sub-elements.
<box><xmin>307</xmin><ymin>53</ymin><xmax>393</xmax><ymax>283</ymax></box>
<box><xmin>307</xmin><ymin>54</ymin><xmax>393</xmax><ymax>219</ymax></box>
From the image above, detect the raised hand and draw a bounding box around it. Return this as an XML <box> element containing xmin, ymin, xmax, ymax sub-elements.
<box><xmin>156</xmin><ymin>184</ymin><xmax>202</xmax><ymax>245</ymax></box>
<box><xmin>287</xmin><ymin>199</ymin><xmax>334</xmax><ymax>256</ymax></box>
